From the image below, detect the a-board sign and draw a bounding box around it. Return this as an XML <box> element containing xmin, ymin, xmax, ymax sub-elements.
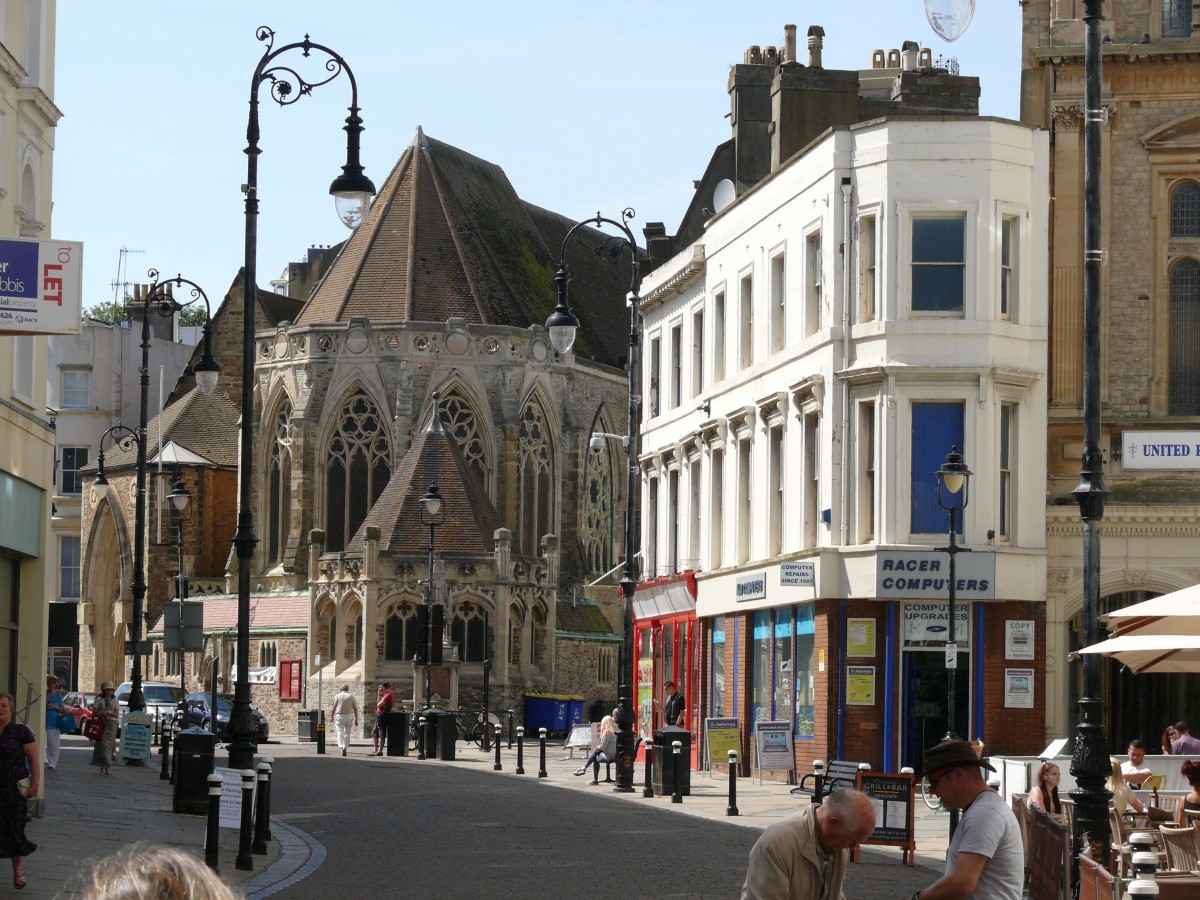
<box><xmin>854</xmin><ymin>771</ymin><xmax>916</xmax><ymax>866</ymax></box>
<box><xmin>704</xmin><ymin>718</ymin><xmax>741</xmax><ymax>768</ymax></box>
<box><xmin>214</xmin><ymin>767</ymin><xmax>256</xmax><ymax>830</ymax></box>
<box><xmin>754</xmin><ymin>721</ymin><xmax>795</xmax><ymax>775</ymax></box>
<box><xmin>118</xmin><ymin>711</ymin><xmax>153</xmax><ymax>763</ymax></box>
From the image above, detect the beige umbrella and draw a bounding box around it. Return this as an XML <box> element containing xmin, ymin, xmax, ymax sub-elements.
<box><xmin>1075</xmin><ymin>633</ymin><xmax>1200</xmax><ymax>675</ymax></box>
<box><xmin>1103</xmin><ymin>583</ymin><xmax>1200</xmax><ymax>638</ymax></box>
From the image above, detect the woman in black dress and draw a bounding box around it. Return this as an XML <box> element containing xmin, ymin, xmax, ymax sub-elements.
<box><xmin>0</xmin><ymin>692</ymin><xmax>38</xmax><ymax>889</ymax></box>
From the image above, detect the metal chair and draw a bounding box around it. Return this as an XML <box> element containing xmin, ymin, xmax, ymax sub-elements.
<box><xmin>1158</xmin><ymin>823</ymin><xmax>1200</xmax><ymax>871</ymax></box>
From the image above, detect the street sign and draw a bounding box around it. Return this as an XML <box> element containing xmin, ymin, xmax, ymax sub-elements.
<box><xmin>124</xmin><ymin>640</ymin><xmax>152</xmax><ymax>656</ymax></box>
<box><xmin>163</xmin><ymin>600</ymin><xmax>204</xmax><ymax>652</ymax></box>
<box><xmin>945</xmin><ymin>642</ymin><xmax>958</xmax><ymax>669</ymax></box>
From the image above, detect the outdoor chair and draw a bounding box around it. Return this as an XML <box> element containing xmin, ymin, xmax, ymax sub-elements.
<box><xmin>1158</xmin><ymin>823</ymin><xmax>1200</xmax><ymax>871</ymax></box>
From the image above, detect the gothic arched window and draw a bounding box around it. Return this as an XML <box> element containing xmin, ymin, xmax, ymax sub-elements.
<box><xmin>581</xmin><ymin>431</ymin><xmax>614</xmax><ymax>575</ymax></box>
<box><xmin>508</xmin><ymin>604</ymin><xmax>524</xmax><ymax>666</ymax></box>
<box><xmin>451</xmin><ymin>601</ymin><xmax>491</xmax><ymax>662</ymax></box>
<box><xmin>1169</xmin><ymin>258</ymin><xmax>1200</xmax><ymax>415</ymax></box>
<box><xmin>438</xmin><ymin>389</ymin><xmax>488</xmax><ymax>485</ymax></box>
<box><xmin>384</xmin><ymin>600</ymin><xmax>419</xmax><ymax>662</ymax></box>
<box><xmin>1171</xmin><ymin>181</ymin><xmax>1200</xmax><ymax>237</ymax></box>
<box><xmin>532</xmin><ymin>606</ymin><xmax>547</xmax><ymax>668</ymax></box>
<box><xmin>517</xmin><ymin>399</ymin><xmax>554</xmax><ymax>556</ymax></box>
<box><xmin>325</xmin><ymin>392</ymin><xmax>390</xmax><ymax>552</ymax></box>
<box><xmin>266</xmin><ymin>401</ymin><xmax>293</xmax><ymax>566</ymax></box>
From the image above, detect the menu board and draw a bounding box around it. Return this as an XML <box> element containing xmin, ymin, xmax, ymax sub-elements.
<box><xmin>704</xmin><ymin>718</ymin><xmax>741</xmax><ymax>768</ymax></box>
<box><xmin>854</xmin><ymin>771</ymin><xmax>916</xmax><ymax>866</ymax></box>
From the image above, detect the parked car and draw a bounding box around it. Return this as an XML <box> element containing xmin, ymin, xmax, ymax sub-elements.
<box><xmin>115</xmin><ymin>681</ymin><xmax>184</xmax><ymax>733</ymax></box>
<box><xmin>179</xmin><ymin>692</ymin><xmax>269</xmax><ymax>744</ymax></box>
<box><xmin>60</xmin><ymin>691</ymin><xmax>96</xmax><ymax>733</ymax></box>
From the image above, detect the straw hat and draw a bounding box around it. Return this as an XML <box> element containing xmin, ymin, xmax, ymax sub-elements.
<box><xmin>100</xmin><ymin>681</ymin><xmax>115</xmax><ymax>692</ymax></box>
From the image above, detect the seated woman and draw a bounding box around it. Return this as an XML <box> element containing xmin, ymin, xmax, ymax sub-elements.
<box><xmin>1108</xmin><ymin>756</ymin><xmax>1144</xmax><ymax>816</ymax></box>
<box><xmin>1028</xmin><ymin>761</ymin><xmax>1065</xmax><ymax>822</ymax></box>
<box><xmin>573</xmin><ymin>715</ymin><xmax>618</xmax><ymax>784</ymax></box>
<box><xmin>1174</xmin><ymin>759</ymin><xmax>1200</xmax><ymax>826</ymax></box>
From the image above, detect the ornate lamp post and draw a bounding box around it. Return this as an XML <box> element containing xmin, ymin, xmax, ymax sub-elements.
<box><xmin>233</xmin><ymin>27</ymin><xmax>376</xmax><ymax>769</ymax></box>
<box><xmin>1069</xmin><ymin>0</ymin><xmax>1111</xmax><ymax>868</ymax></box>
<box><xmin>935</xmin><ymin>445</ymin><xmax>971</xmax><ymax>835</ymax></box>
<box><xmin>544</xmin><ymin>208</ymin><xmax>642</xmax><ymax>794</ymax></box>
<box><xmin>92</xmin><ymin>272</ymin><xmax>219</xmax><ymax>714</ymax></box>
<box><xmin>167</xmin><ymin>473</ymin><xmax>192</xmax><ymax>713</ymax></box>
<box><xmin>419</xmin><ymin>480</ymin><xmax>444</xmax><ymax>708</ymax></box>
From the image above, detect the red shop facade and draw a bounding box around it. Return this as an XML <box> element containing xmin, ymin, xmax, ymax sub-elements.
<box><xmin>632</xmin><ymin>573</ymin><xmax>699</xmax><ymax>768</ymax></box>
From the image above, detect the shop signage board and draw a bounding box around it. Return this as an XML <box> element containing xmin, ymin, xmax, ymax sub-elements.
<box><xmin>214</xmin><ymin>767</ymin><xmax>255</xmax><ymax>829</ymax></box>
<box><xmin>902</xmin><ymin>602</ymin><xmax>972</xmax><ymax>648</ymax></box>
<box><xmin>703</xmin><ymin>717</ymin><xmax>741</xmax><ymax>770</ymax></box>
<box><xmin>1122</xmin><ymin>431</ymin><xmax>1200</xmax><ymax>470</ymax></box>
<box><xmin>117</xmin><ymin>710</ymin><xmax>153</xmax><ymax>763</ymax></box>
<box><xmin>0</xmin><ymin>238</ymin><xmax>84</xmax><ymax>335</ymax></box>
<box><xmin>779</xmin><ymin>561</ymin><xmax>815</xmax><ymax>586</ymax></box>
<box><xmin>735</xmin><ymin>572</ymin><xmax>766</xmax><ymax>602</ymax></box>
<box><xmin>854</xmin><ymin>771</ymin><xmax>916</xmax><ymax>866</ymax></box>
<box><xmin>753</xmin><ymin>720</ymin><xmax>794</xmax><ymax>781</ymax></box>
<box><xmin>876</xmin><ymin>550</ymin><xmax>995</xmax><ymax>600</ymax></box>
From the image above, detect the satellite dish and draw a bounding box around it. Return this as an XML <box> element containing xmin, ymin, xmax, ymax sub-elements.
<box><xmin>925</xmin><ymin>0</ymin><xmax>975</xmax><ymax>42</ymax></box>
<box><xmin>713</xmin><ymin>179</ymin><xmax>736</xmax><ymax>214</ymax></box>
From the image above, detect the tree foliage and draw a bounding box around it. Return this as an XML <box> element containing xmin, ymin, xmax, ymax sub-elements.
<box><xmin>84</xmin><ymin>297</ymin><xmax>211</xmax><ymax>328</ymax></box>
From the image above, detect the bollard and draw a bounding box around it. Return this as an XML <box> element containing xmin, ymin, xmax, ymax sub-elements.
<box><xmin>261</xmin><ymin>757</ymin><xmax>274</xmax><ymax>841</ymax></box>
<box><xmin>643</xmin><ymin>740</ymin><xmax>654</xmax><ymax>798</ymax></box>
<box><xmin>507</xmin><ymin>709</ymin><xmax>515</xmax><ymax>748</ymax></box>
<box><xmin>727</xmin><ymin>750</ymin><xmax>740</xmax><ymax>816</ymax></box>
<box><xmin>516</xmin><ymin>726</ymin><xmax>525</xmax><ymax>775</ymax></box>
<box><xmin>493</xmin><ymin>725</ymin><xmax>502</xmax><ymax>771</ymax></box>
<box><xmin>418</xmin><ymin>716</ymin><xmax>427</xmax><ymax>761</ymax></box>
<box><xmin>672</xmin><ymin>741</ymin><xmax>683</xmax><ymax>803</ymax></box>
<box><xmin>538</xmin><ymin>727</ymin><xmax>548</xmax><ymax>778</ymax></box>
<box><xmin>205</xmin><ymin>773</ymin><xmax>223</xmax><ymax>872</ymax></box>
<box><xmin>253</xmin><ymin>762</ymin><xmax>270</xmax><ymax>854</ymax></box>
<box><xmin>235</xmin><ymin>768</ymin><xmax>255</xmax><ymax>871</ymax></box>
<box><xmin>811</xmin><ymin>759</ymin><xmax>826</xmax><ymax>804</ymax></box>
<box><xmin>316</xmin><ymin>716</ymin><xmax>326</xmax><ymax>755</ymax></box>
<box><xmin>159</xmin><ymin>726</ymin><xmax>172</xmax><ymax>781</ymax></box>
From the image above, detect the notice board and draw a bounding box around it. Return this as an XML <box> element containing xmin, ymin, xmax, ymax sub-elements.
<box><xmin>753</xmin><ymin>721</ymin><xmax>795</xmax><ymax>782</ymax></box>
<box><xmin>703</xmin><ymin>718</ymin><xmax>741</xmax><ymax>770</ymax></box>
<box><xmin>853</xmin><ymin>771</ymin><xmax>916</xmax><ymax>866</ymax></box>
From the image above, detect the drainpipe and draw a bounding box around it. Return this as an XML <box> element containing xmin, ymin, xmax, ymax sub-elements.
<box><xmin>838</xmin><ymin>177</ymin><xmax>853</xmax><ymax>547</ymax></box>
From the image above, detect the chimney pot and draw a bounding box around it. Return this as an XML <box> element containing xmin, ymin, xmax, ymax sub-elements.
<box><xmin>784</xmin><ymin>24</ymin><xmax>797</xmax><ymax>63</ymax></box>
<box><xmin>807</xmin><ymin>25</ymin><xmax>825</xmax><ymax>68</ymax></box>
<box><xmin>745</xmin><ymin>45</ymin><xmax>762</xmax><ymax>65</ymax></box>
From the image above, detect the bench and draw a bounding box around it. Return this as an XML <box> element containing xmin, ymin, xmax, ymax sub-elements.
<box><xmin>791</xmin><ymin>759</ymin><xmax>866</xmax><ymax>799</ymax></box>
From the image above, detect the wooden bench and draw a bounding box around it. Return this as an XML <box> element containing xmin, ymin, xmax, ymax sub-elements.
<box><xmin>792</xmin><ymin>759</ymin><xmax>866</xmax><ymax>799</ymax></box>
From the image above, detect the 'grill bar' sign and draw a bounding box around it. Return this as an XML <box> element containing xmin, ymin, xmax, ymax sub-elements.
<box><xmin>0</xmin><ymin>238</ymin><xmax>84</xmax><ymax>335</ymax></box>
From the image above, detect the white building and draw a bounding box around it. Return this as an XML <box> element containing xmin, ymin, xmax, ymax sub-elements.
<box><xmin>633</xmin><ymin>31</ymin><xmax>1050</xmax><ymax>774</ymax></box>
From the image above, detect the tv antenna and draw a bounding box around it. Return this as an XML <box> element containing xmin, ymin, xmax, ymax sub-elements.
<box><xmin>111</xmin><ymin>246</ymin><xmax>146</xmax><ymax>305</ymax></box>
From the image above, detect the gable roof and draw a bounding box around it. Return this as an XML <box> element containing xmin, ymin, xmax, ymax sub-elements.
<box><xmin>96</xmin><ymin>386</ymin><xmax>239</xmax><ymax>471</ymax></box>
<box><xmin>556</xmin><ymin>598</ymin><xmax>618</xmax><ymax>639</ymax></box>
<box><xmin>148</xmin><ymin>593</ymin><xmax>309</xmax><ymax>634</ymax></box>
<box><xmin>295</xmin><ymin>128</ymin><xmax>632</xmax><ymax>367</ymax></box>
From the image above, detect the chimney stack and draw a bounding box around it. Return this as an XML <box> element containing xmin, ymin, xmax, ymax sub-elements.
<box><xmin>784</xmin><ymin>25</ymin><xmax>797</xmax><ymax>64</ymax></box>
<box><xmin>808</xmin><ymin>26</ymin><xmax>825</xmax><ymax>68</ymax></box>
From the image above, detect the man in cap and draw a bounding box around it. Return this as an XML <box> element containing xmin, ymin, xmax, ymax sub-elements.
<box><xmin>911</xmin><ymin>739</ymin><xmax>1022</xmax><ymax>900</ymax></box>
<box><xmin>741</xmin><ymin>787</ymin><xmax>875</xmax><ymax>900</ymax></box>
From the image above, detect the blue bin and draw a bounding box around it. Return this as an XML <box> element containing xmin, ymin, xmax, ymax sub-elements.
<box><xmin>566</xmin><ymin>698</ymin><xmax>586</xmax><ymax>728</ymax></box>
<box><xmin>523</xmin><ymin>695</ymin><xmax>557</xmax><ymax>733</ymax></box>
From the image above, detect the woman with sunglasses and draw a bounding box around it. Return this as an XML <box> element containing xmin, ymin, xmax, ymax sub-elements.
<box><xmin>1162</xmin><ymin>725</ymin><xmax>1178</xmax><ymax>755</ymax></box>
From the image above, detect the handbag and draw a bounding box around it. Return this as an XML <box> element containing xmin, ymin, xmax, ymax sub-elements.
<box><xmin>57</xmin><ymin>712</ymin><xmax>76</xmax><ymax>733</ymax></box>
<box><xmin>82</xmin><ymin>716</ymin><xmax>105</xmax><ymax>741</ymax></box>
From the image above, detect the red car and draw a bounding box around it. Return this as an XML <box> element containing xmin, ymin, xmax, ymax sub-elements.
<box><xmin>60</xmin><ymin>691</ymin><xmax>96</xmax><ymax>734</ymax></box>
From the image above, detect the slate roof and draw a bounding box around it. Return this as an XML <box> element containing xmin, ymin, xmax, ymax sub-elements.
<box><xmin>95</xmin><ymin>386</ymin><xmax>239</xmax><ymax>471</ymax></box>
<box><xmin>149</xmin><ymin>593</ymin><xmax>309</xmax><ymax>633</ymax></box>
<box><xmin>295</xmin><ymin>128</ymin><xmax>633</xmax><ymax>368</ymax></box>
<box><xmin>347</xmin><ymin>397</ymin><xmax>503</xmax><ymax>556</ymax></box>
<box><xmin>555</xmin><ymin>598</ymin><xmax>617</xmax><ymax>638</ymax></box>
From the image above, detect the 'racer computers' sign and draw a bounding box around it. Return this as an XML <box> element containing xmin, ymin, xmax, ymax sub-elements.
<box><xmin>0</xmin><ymin>238</ymin><xmax>84</xmax><ymax>335</ymax></box>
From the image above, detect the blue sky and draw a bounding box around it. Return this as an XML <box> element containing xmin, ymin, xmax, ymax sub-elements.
<box><xmin>53</xmin><ymin>2</ymin><xmax>1022</xmax><ymax>316</ymax></box>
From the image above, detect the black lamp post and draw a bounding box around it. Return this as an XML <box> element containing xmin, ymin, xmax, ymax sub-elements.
<box><xmin>93</xmin><ymin>272</ymin><xmax>219</xmax><ymax>715</ymax></box>
<box><xmin>419</xmin><ymin>480</ymin><xmax>444</xmax><ymax>708</ymax></box>
<box><xmin>1069</xmin><ymin>0</ymin><xmax>1111</xmax><ymax>868</ymax></box>
<box><xmin>233</xmin><ymin>27</ymin><xmax>376</xmax><ymax>769</ymax></box>
<box><xmin>935</xmin><ymin>445</ymin><xmax>971</xmax><ymax>835</ymax></box>
<box><xmin>545</xmin><ymin>208</ymin><xmax>642</xmax><ymax>794</ymax></box>
<box><xmin>167</xmin><ymin>472</ymin><xmax>191</xmax><ymax>714</ymax></box>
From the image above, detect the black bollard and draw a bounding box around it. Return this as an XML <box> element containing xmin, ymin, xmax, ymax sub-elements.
<box><xmin>261</xmin><ymin>757</ymin><xmax>273</xmax><ymax>841</ymax></box>
<box><xmin>316</xmin><ymin>714</ymin><xmax>326</xmax><ymax>755</ymax></box>
<box><xmin>643</xmin><ymin>740</ymin><xmax>654</xmax><ymax>798</ymax></box>
<box><xmin>538</xmin><ymin>727</ymin><xmax>548</xmax><ymax>778</ymax></box>
<box><xmin>159</xmin><ymin>726</ymin><xmax>172</xmax><ymax>781</ymax></box>
<box><xmin>811</xmin><ymin>759</ymin><xmax>826</xmax><ymax>804</ymax></box>
<box><xmin>205</xmin><ymin>773</ymin><xmax>223</xmax><ymax>872</ymax></box>
<box><xmin>493</xmin><ymin>725</ymin><xmax>502</xmax><ymax>771</ymax></box>
<box><xmin>726</xmin><ymin>750</ymin><xmax>739</xmax><ymax>816</ymax></box>
<box><xmin>516</xmin><ymin>726</ymin><xmax>525</xmax><ymax>774</ymax></box>
<box><xmin>507</xmin><ymin>709</ymin><xmax>515</xmax><ymax>748</ymax></box>
<box><xmin>417</xmin><ymin>716</ymin><xmax>427</xmax><ymax>760</ymax></box>
<box><xmin>235</xmin><ymin>768</ymin><xmax>255</xmax><ymax>871</ymax></box>
<box><xmin>253</xmin><ymin>762</ymin><xmax>270</xmax><ymax>854</ymax></box>
<box><xmin>671</xmin><ymin>741</ymin><xmax>683</xmax><ymax>804</ymax></box>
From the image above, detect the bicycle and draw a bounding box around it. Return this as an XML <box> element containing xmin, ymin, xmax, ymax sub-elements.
<box><xmin>452</xmin><ymin>707</ymin><xmax>501</xmax><ymax>747</ymax></box>
<box><xmin>920</xmin><ymin>773</ymin><xmax>945</xmax><ymax>812</ymax></box>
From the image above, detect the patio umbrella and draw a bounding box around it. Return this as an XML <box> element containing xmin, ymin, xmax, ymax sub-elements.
<box><xmin>1103</xmin><ymin>583</ymin><xmax>1200</xmax><ymax>638</ymax></box>
<box><xmin>1075</xmin><ymin>633</ymin><xmax>1200</xmax><ymax>675</ymax></box>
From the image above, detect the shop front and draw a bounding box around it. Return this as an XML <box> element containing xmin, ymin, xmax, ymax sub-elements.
<box><xmin>632</xmin><ymin>573</ymin><xmax>697</xmax><ymax>766</ymax></box>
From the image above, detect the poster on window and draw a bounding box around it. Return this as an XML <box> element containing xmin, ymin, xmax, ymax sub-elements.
<box><xmin>846</xmin><ymin>666</ymin><xmax>876</xmax><ymax>705</ymax></box>
<box><xmin>847</xmin><ymin>618</ymin><xmax>876</xmax><ymax>657</ymax></box>
<box><xmin>1004</xmin><ymin>668</ymin><xmax>1034</xmax><ymax>708</ymax></box>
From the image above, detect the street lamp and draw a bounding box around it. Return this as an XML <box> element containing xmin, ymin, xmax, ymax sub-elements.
<box><xmin>1069</xmin><ymin>0</ymin><xmax>1111</xmax><ymax>868</ymax></box>
<box><xmin>420</xmin><ymin>479</ymin><xmax>444</xmax><ymax>710</ymax></box>
<box><xmin>167</xmin><ymin>472</ymin><xmax>191</xmax><ymax>717</ymax></box>
<box><xmin>935</xmin><ymin>445</ymin><xmax>971</xmax><ymax>835</ymax></box>
<box><xmin>92</xmin><ymin>272</ymin><xmax>219</xmax><ymax>715</ymax></box>
<box><xmin>545</xmin><ymin>208</ymin><xmax>642</xmax><ymax>794</ymax></box>
<box><xmin>233</xmin><ymin>27</ymin><xmax>377</xmax><ymax>769</ymax></box>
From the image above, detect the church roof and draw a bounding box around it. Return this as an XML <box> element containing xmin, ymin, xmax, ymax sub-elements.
<box><xmin>94</xmin><ymin>386</ymin><xmax>239</xmax><ymax>472</ymax></box>
<box><xmin>295</xmin><ymin>128</ymin><xmax>633</xmax><ymax>368</ymax></box>
<box><xmin>347</xmin><ymin>396</ymin><xmax>503</xmax><ymax>556</ymax></box>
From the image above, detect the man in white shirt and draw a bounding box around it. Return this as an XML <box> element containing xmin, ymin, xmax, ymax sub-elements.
<box><xmin>330</xmin><ymin>684</ymin><xmax>359</xmax><ymax>757</ymax></box>
<box><xmin>1122</xmin><ymin>739</ymin><xmax>1152</xmax><ymax>787</ymax></box>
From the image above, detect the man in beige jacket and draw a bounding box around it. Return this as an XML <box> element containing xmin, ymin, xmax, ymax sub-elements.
<box><xmin>741</xmin><ymin>788</ymin><xmax>875</xmax><ymax>900</ymax></box>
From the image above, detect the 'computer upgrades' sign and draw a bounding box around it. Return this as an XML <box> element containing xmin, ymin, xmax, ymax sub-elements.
<box><xmin>0</xmin><ymin>238</ymin><xmax>84</xmax><ymax>335</ymax></box>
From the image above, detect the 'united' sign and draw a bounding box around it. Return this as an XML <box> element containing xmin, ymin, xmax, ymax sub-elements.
<box><xmin>0</xmin><ymin>238</ymin><xmax>84</xmax><ymax>335</ymax></box>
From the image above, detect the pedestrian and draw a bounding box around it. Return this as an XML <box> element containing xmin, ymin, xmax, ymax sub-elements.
<box><xmin>80</xmin><ymin>843</ymin><xmax>238</xmax><ymax>899</ymax></box>
<box><xmin>0</xmin><ymin>693</ymin><xmax>38</xmax><ymax>890</ymax></box>
<box><xmin>910</xmin><ymin>738</ymin><xmax>1023</xmax><ymax>900</ymax></box>
<box><xmin>1026</xmin><ymin>762</ymin><xmax>1064</xmax><ymax>822</ymax></box>
<box><xmin>90</xmin><ymin>682</ymin><xmax>120</xmax><ymax>775</ymax></box>
<box><xmin>656</xmin><ymin>680</ymin><xmax>686</xmax><ymax>727</ymax></box>
<box><xmin>371</xmin><ymin>682</ymin><xmax>394</xmax><ymax>757</ymax></box>
<box><xmin>740</xmin><ymin>787</ymin><xmax>875</xmax><ymax>900</ymax></box>
<box><xmin>1170</xmin><ymin>721</ymin><xmax>1200</xmax><ymax>754</ymax></box>
<box><xmin>330</xmin><ymin>684</ymin><xmax>358</xmax><ymax>757</ymax></box>
<box><xmin>1173</xmin><ymin>759</ymin><xmax>1200</xmax><ymax>826</ymax></box>
<box><xmin>44</xmin><ymin>675</ymin><xmax>65</xmax><ymax>771</ymax></box>
<box><xmin>573</xmin><ymin>715</ymin><xmax>618</xmax><ymax>783</ymax></box>
<box><xmin>1121</xmin><ymin>739</ymin><xmax>1152</xmax><ymax>787</ymax></box>
<box><xmin>1107</xmin><ymin>756</ymin><xmax>1144</xmax><ymax>816</ymax></box>
<box><xmin>1162</xmin><ymin>725</ymin><xmax>1178</xmax><ymax>755</ymax></box>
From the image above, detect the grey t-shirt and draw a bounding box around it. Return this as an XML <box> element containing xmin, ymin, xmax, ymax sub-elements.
<box><xmin>946</xmin><ymin>789</ymin><xmax>1024</xmax><ymax>899</ymax></box>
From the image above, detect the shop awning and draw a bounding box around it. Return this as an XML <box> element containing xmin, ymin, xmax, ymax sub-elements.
<box><xmin>633</xmin><ymin>575</ymin><xmax>697</xmax><ymax>621</ymax></box>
